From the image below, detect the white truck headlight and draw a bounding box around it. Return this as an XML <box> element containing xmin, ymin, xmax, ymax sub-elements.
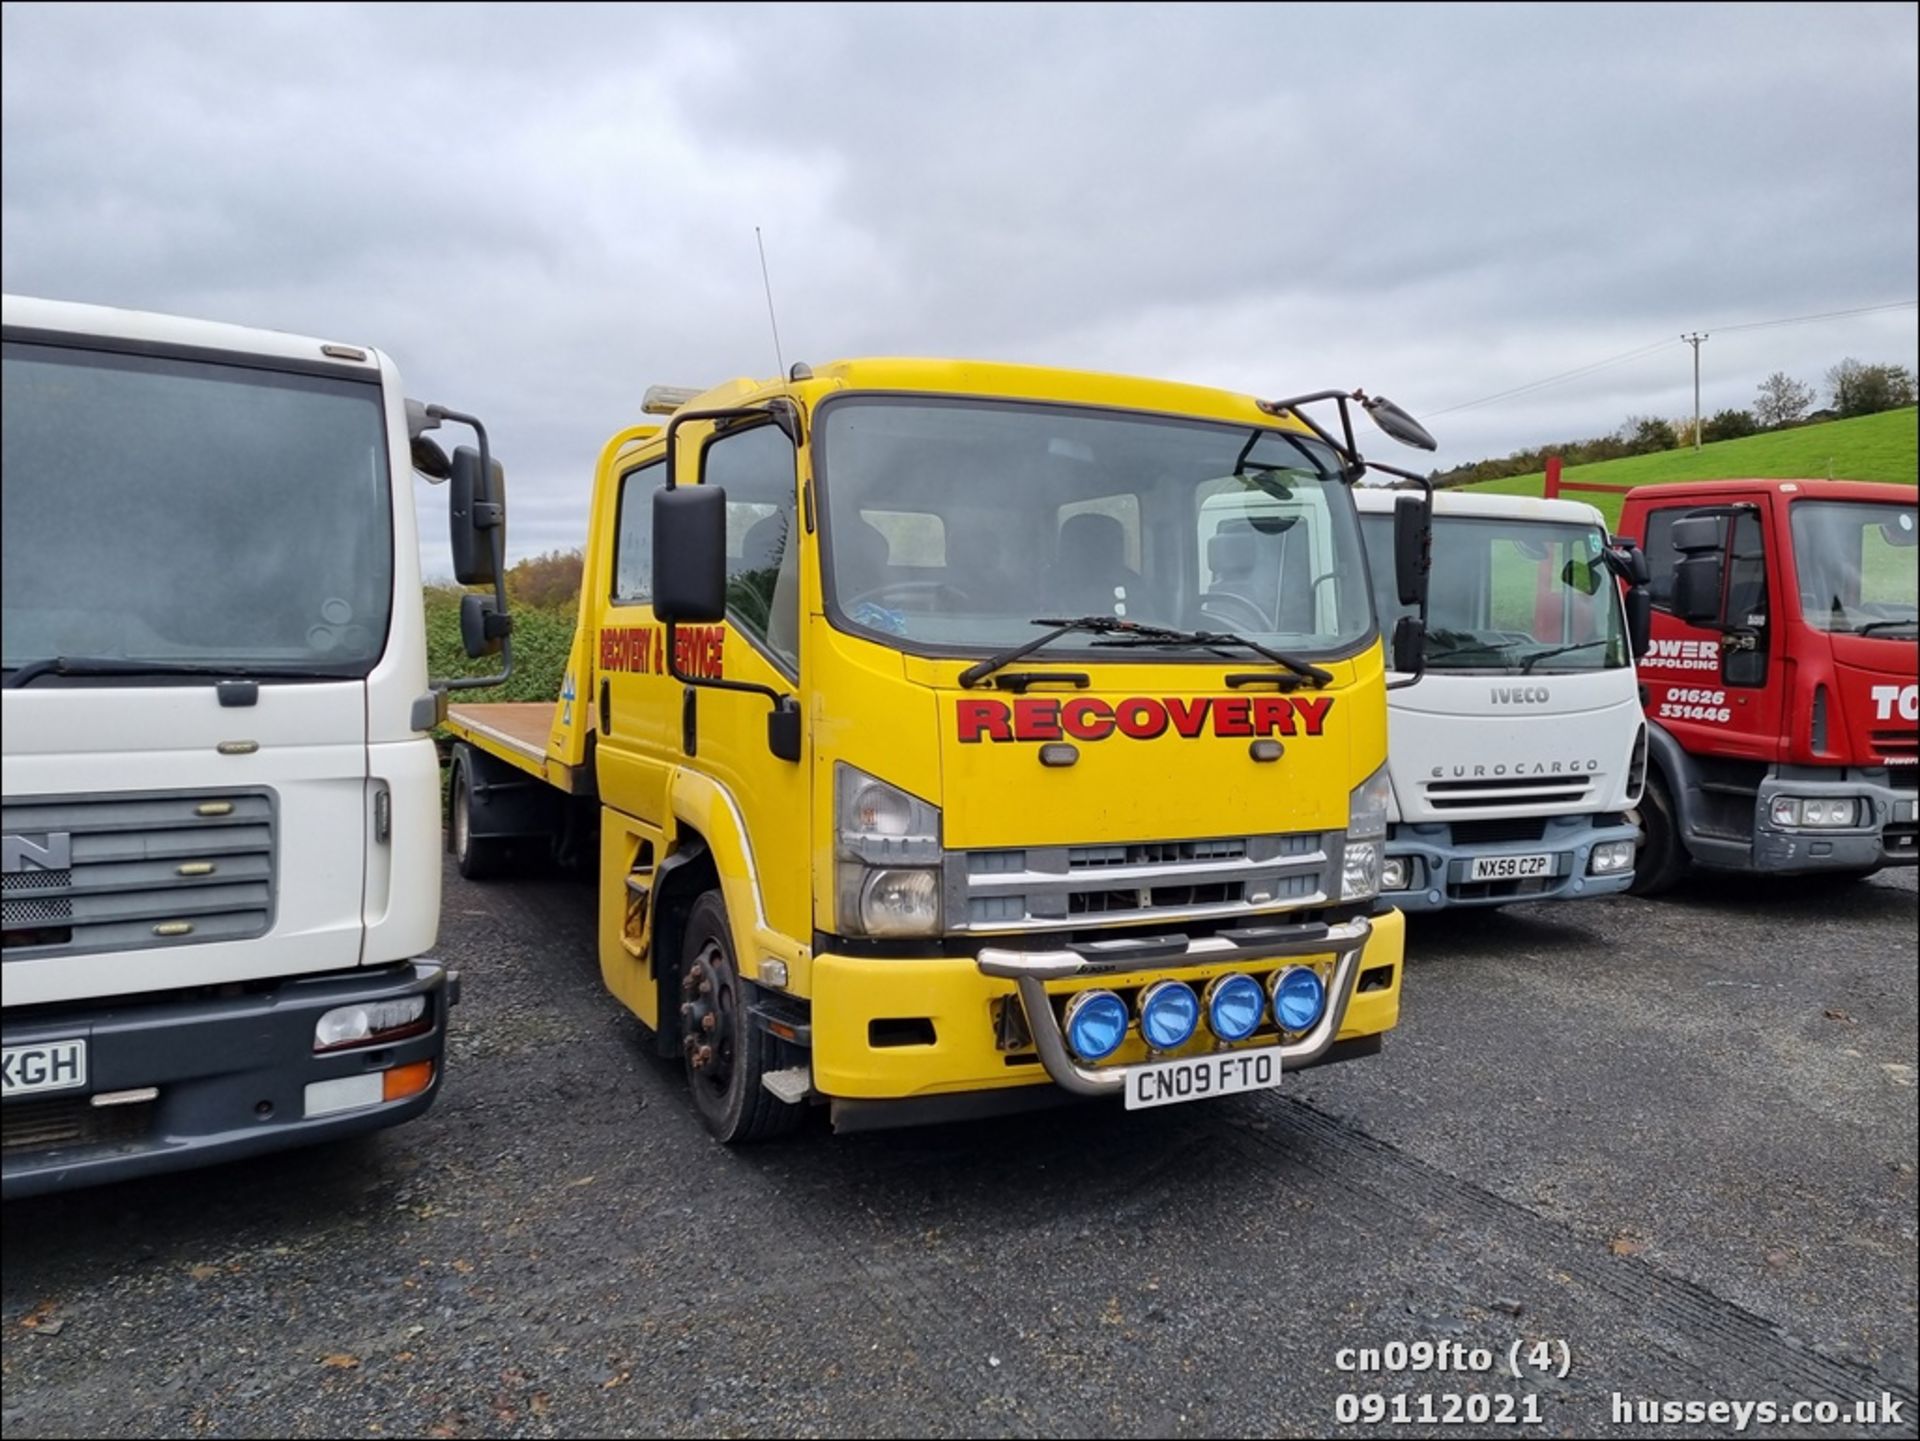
<box><xmin>1589</xmin><ymin>840</ymin><xmax>1636</xmax><ymax>874</ymax></box>
<box><xmin>1341</xmin><ymin>765</ymin><xmax>1391</xmax><ymax>901</ymax></box>
<box><xmin>314</xmin><ymin>995</ymin><xmax>428</xmax><ymax>1052</ymax></box>
<box><xmin>836</xmin><ymin>764</ymin><xmax>942</xmax><ymax>936</ymax></box>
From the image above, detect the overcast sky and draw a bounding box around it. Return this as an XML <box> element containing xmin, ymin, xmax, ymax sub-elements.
<box><xmin>5</xmin><ymin>2</ymin><xmax>1915</xmax><ymax>574</ymax></box>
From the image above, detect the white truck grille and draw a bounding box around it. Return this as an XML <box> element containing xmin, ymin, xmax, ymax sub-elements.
<box><xmin>1421</xmin><ymin>774</ymin><xmax>1594</xmax><ymax>812</ymax></box>
<box><xmin>2</xmin><ymin>789</ymin><xmax>276</xmax><ymax>960</ymax></box>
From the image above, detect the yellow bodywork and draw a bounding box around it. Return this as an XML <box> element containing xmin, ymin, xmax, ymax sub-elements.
<box><xmin>457</xmin><ymin>357</ymin><xmax>1405</xmax><ymax>1111</ymax></box>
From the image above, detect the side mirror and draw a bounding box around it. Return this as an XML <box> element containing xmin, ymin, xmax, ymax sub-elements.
<box><xmin>654</xmin><ymin>485</ymin><xmax>728</xmax><ymax>623</ymax></box>
<box><xmin>1363</xmin><ymin>395</ymin><xmax>1439</xmax><ymax>452</ymax></box>
<box><xmin>449</xmin><ymin>446</ymin><xmax>506</xmax><ymax>587</ymax></box>
<box><xmin>411</xmin><ymin>435</ymin><xmax>452</xmax><ymax>480</ymax></box>
<box><xmin>1669</xmin><ymin>514</ymin><xmax>1726</xmax><ymax>628</ymax></box>
<box><xmin>1625</xmin><ymin>587</ymin><xmax>1653</xmax><ymax>658</ymax></box>
<box><xmin>1391</xmin><ymin>614</ymin><xmax>1426</xmax><ymax>674</ymax></box>
<box><xmin>459</xmin><ymin>593</ymin><xmax>510</xmax><ymax>659</ymax></box>
<box><xmin>1392</xmin><ymin>492</ymin><xmax>1431</xmax><ymax>607</ymax></box>
<box><xmin>1673</xmin><ymin>554</ymin><xmax>1724</xmax><ymax>627</ymax></box>
<box><xmin>1606</xmin><ymin>535</ymin><xmax>1652</xmax><ymax>587</ymax></box>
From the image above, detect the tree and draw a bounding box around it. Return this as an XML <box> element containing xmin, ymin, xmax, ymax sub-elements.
<box><xmin>1621</xmin><ymin>415</ymin><xmax>1678</xmax><ymax>454</ymax></box>
<box><xmin>505</xmin><ymin>548</ymin><xmax>585</xmax><ymax>610</ymax></box>
<box><xmin>1753</xmin><ymin>371</ymin><xmax>1814</xmax><ymax>429</ymax></box>
<box><xmin>1701</xmin><ymin>408</ymin><xmax>1759</xmax><ymax>443</ymax></box>
<box><xmin>1826</xmin><ymin>358</ymin><xmax>1917</xmax><ymax>418</ymax></box>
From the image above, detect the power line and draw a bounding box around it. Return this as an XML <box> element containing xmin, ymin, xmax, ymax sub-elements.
<box><xmin>1423</xmin><ymin>340</ymin><xmax>1674</xmax><ymax>417</ymax></box>
<box><xmin>1424</xmin><ymin>298</ymin><xmax>1918</xmax><ymax>420</ymax></box>
<box><xmin>1707</xmin><ymin>299</ymin><xmax>1917</xmax><ymax>335</ymax></box>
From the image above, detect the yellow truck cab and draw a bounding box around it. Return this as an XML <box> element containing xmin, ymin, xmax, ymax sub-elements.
<box><xmin>444</xmin><ymin>359</ymin><xmax>1437</xmax><ymax>1140</ymax></box>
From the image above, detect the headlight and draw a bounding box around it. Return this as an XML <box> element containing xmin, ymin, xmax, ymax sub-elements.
<box><xmin>1347</xmin><ymin>764</ymin><xmax>1391</xmax><ymax>842</ymax></box>
<box><xmin>1381</xmin><ymin>856</ymin><xmax>1411</xmax><ymax>892</ymax></box>
<box><xmin>859</xmin><ymin>867</ymin><xmax>941</xmax><ymax>937</ymax></box>
<box><xmin>1342</xmin><ymin>765</ymin><xmax>1391</xmax><ymax>901</ymax></box>
<box><xmin>1589</xmin><ymin>840</ymin><xmax>1636</xmax><ymax>874</ymax></box>
<box><xmin>314</xmin><ymin>995</ymin><xmax>428</xmax><ymax>1052</ymax></box>
<box><xmin>835</xmin><ymin>765</ymin><xmax>943</xmax><ymax>936</ymax></box>
<box><xmin>1769</xmin><ymin>796</ymin><xmax>1860</xmax><ymax>829</ymax></box>
<box><xmin>836</xmin><ymin>764</ymin><xmax>941</xmax><ymax>863</ymax></box>
<box><xmin>1139</xmin><ymin>981</ymin><xmax>1200</xmax><ymax>1050</ymax></box>
<box><xmin>1064</xmin><ymin>991</ymin><xmax>1129</xmax><ymax>1061</ymax></box>
<box><xmin>1270</xmin><ymin>966</ymin><xmax>1328</xmax><ymax>1032</ymax></box>
<box><xmin>1204</xmin><ymin>974</ymin><xmax>1266</xmax><ymax>1042</ymax></box>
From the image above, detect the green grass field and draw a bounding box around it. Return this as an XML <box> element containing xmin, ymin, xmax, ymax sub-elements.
<box><xmin>1463</xmin><ymin>408</ymin><xmax>1917</xmax><ymax>526</ymax></box>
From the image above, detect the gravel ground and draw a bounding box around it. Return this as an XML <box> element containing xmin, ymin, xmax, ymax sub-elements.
<box><xmin>3</xmin><ymin>861</ymin><xmax>1915</xmax><ymax>1439</ymax></box>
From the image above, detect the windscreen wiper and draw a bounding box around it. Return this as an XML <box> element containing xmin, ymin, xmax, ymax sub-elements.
<box><xmin>1519</xmin><ymin>640</ymin><xmax>1613</xmax><ymax>673</ymax></box>
<box><xmin>1093</xmin><ymin>626</ymin><xmax>1335</xmax><ymax>688</ymax></box>
<box><xmin>1</xmin><ymin>657</ymin><xmax>349</xmax><ymax>690</ymax></box>
<box><xmin>958</xmin><ymin>616</ymin><xmax>1189</xmax><ymax>689</ymax></box>
<box><xmin>1428</xmin><ymin>640</ymin><xmax>1512</xmax><ymax>663</ymax></box>
<box><xmin>1856</xmin><ymin>617</ymin><xmax>1920</xmax><ymax>635</ymax></box>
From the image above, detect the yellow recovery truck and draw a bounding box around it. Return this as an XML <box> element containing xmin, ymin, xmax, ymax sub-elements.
<box><xmin>443</xmin><ymin>359</ymin><xmax>1440</xmax><ymax>1140</ymax></box>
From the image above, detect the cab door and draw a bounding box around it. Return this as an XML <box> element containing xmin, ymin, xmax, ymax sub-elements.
<box><xmin>677</xmin><ymin>419</ymin><xmax>812</xmax><ymax>944</ymax></box>
<box><xmin>1639</xmin><ymin>502</ymin><xmax>1782</xmax><ymax>761</ymax></box>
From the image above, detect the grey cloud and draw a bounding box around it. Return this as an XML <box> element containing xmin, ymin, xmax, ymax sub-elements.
<box><xmin>5</xmin><ymin>2</ymin><xmax>1914</xmax><ymax>576</ymax></box>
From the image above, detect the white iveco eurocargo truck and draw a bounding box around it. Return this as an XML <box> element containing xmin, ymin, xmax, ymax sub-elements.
<box><xmin>2</xmin><ymin>295</ymin><xmax>511</xmax><ymax>1196</ymax></box>
<box><xmin>1356</xmin><ymin>488</ymin><xmax>1652</xmax><ymax>911</ymax></box>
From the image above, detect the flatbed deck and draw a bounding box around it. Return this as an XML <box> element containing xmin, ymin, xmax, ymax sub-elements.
<box><xmin>447</xmin><ymin>702</ymin><xmax>552</xmax><ymax>761</ymax></box>
<box><xmin>443</xmin><ymin>700</ymin><xmax>588</xmax><ymax>792</ymax></box>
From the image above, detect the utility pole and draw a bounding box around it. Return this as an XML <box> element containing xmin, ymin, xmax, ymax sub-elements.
<box><xmin>1682</xmin><ymin>332</ymin><xmax>1708</xmax><ymax>451</ymax></box>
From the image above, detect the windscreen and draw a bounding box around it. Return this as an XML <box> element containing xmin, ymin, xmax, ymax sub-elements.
<box><xmin>2</xmin><ymin>342</ymin><xmax>393</xmax><ymax>674</ymax></box>
<box><xmin>1362</xmin><ymin>511</ymin><xmax>1628</xmax><ymax>673</ymax></box>
<box><xmin>815</xmin><ymin>397</ymin><xmax>1375</xmax><ymax>658</ymax></box>
<box><xmin>1788</xmin><ymin>500</ymin><xmax>1918</xmax><ymax>636</ymax></box>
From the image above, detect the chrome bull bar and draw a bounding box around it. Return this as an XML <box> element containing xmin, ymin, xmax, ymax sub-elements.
<box><xmin>975</xmin><ymin>916</ymin><xmax>1371</xmax><ymax>1098</ymax></box>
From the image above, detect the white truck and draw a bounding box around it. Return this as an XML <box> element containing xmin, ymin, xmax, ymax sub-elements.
<box><xmin>1354</xmin><ymin>489</ymin><xmax>1651</xmax><ymax>910</ymax></box>
<box><xmin>2</xmin><ymin>295</ymin><xmax>510</xmax><ymax>1197</ymax></box>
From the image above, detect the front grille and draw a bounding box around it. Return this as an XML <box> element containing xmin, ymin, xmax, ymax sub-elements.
<box><xmin>3</xmin><ymin>789</ymin><xmax>276</xmax><ymax>960</ymax></box>
<box><xmin>1</xmin><ymin>1095</ymin><xmax>155</xmax><ymax>1154</ymax></box>
<box><xmin>1448</xmin><ymin>817</ymin><xmax>1550</xmax><ymax>846</ymax></box>
<box><xmin>950</xmin><ymin>831</ymin><xmax>1337</xmax><ymax>932</ymax></box>
<box><xmin>1871</xmin><ymin>728</ymin><xmax>1918</xmax><ymax>760</ymax></box>
<box><xmin>1069</xmin><ymin>838</ymin><xmax>1252</xmax><ymax>868</ymax></box>
<box><xmin>1422</xmin><ymin>774</ymin><xmax>1594</xmax><ymax>811</ymax></box>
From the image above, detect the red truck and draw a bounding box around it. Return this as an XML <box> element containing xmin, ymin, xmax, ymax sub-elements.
<box><xmin>1608</xmin><ymin>478</ymin><xmax>1917</xmax><ymax>893</ymax></box>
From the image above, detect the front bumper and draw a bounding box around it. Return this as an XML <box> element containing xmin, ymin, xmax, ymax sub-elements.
<box><xmin>808</xmin><ymin>908</ymin><xmax>1403</xmax><ymax>1107</ymax></box>
<box><xmin>1748</xmin><ymin>770</ymin><xmax>1918</xmax><ymax>873</ymax></box>
<box><xmin>1384</xmin><ymin>814</ymin><xmax>1639</xmax><ymax>912</ymax></box>
<box><xmin>3</xmin><ymin>960</ymin><xmax>453</xmax><ymax>1200</ymax></box>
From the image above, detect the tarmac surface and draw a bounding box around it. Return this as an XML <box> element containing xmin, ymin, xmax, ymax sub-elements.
<box><xmin>4</xmin><ymin>860</ymin><xmax>1915</xmax><ymax>1438</ymax></box>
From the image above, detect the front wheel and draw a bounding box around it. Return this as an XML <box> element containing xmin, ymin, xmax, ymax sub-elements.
<box><xmin>1626</xmin><ymin>773</ymin><xmax>1689</xmax><ymax>897</ymax></box>
<box><xmin>678</xmin><ymin>893</ymin><xmax>804</xmax><ymax>1144</ymax></box>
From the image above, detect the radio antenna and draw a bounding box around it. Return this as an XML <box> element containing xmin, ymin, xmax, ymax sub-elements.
<box><xmin>755</xmin><ymin>226</ymin><xmax>787</xmax><ymax>385</ymax></box>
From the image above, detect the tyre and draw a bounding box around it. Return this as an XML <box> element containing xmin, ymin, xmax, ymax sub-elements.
<box><xmin>678</xmin><ymin>892</ymin><xmax>804</xmax><ymax>1144</ymax></box>
<box><xmin>1626</xmin><ymin>772</ymin><xmax>1689</xmax><ymax>897</ymax></box>
<box><xmin>449</xmin><ymin>758</ymin><xmax>506</xmax><ymax>881</ymax></box>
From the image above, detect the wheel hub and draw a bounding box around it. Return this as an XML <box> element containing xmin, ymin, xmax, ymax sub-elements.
<box><xmin>680</xmin><ymin>939</ymin><xmax>735</xmax><ymax>1094</ymax></box>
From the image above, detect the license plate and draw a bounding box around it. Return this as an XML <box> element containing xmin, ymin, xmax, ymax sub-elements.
<box><xmin>1468</xmin><ymin>852</ymin><xmax>1553</xmax><ymax>881</ymax></box>
<box><xmin>1124</xmin><ymin>1049</ymin><xmax>1280</xmax><ymax>1111</ymax></box>
<box><xmin>1</xmin><ymin>1039</ymin><xmax>88</xmax><ymax>1098</ymax></box>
